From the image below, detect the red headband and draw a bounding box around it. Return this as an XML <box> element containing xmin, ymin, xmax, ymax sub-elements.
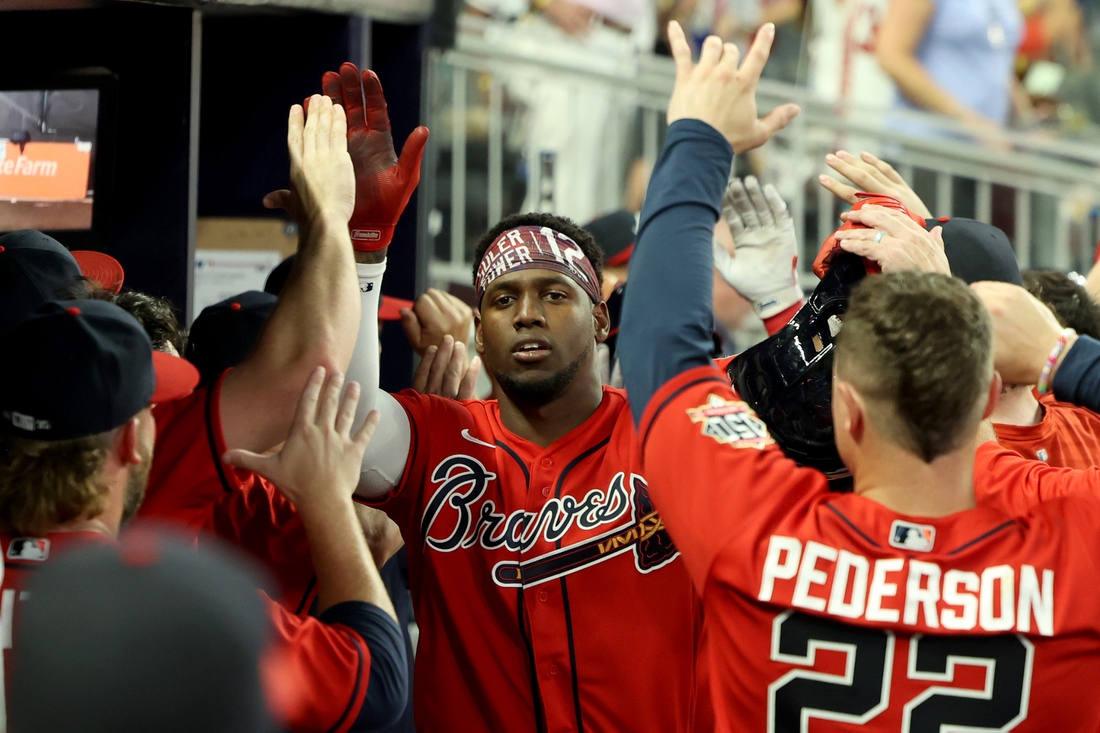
<box><xmin>475</xmin><ymin>226</ymin><xmax>601</xmax><ymax>306</ymax></box>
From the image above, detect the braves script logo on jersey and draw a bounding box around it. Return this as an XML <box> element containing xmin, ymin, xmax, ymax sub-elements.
<box><xmin>421</xmin><ymin>455</ymin><xmax>679</xmax><ymax>587</ymax></box>
<box><xmin>688</xmin><ymin>395</ymin><xmax>774</xmax><ymax>449</ymax></box>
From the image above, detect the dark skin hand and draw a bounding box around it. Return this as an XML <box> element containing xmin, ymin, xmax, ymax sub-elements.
<box><xmin>475</xmin><ymin>269</ymin><xmax>610</xmax><ymax>448</ymax></box>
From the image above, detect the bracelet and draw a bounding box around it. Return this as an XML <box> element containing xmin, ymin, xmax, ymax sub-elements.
<box><xmin>1037</xmin><ymin>328</ymin><xmax>1076</xmax><ymax>396</ymax></box>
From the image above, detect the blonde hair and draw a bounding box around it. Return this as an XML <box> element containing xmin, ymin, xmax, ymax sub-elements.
<box><xmin>0</xmin><ymin>431</ymin><xmax>116</xmax><ymax>536</ymax></box>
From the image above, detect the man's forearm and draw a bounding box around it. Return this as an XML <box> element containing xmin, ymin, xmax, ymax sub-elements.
<box><xmin>266</xmin><ymin>213</ymin><xmax>359</xmax><ymax>368</ymax></box>
<box><xmin>620</xmin><ymin>119</ymin><xmax>733</xmax><ymax>426</ymax></box>
<box><xmin>301</xmin><ymin>496</ymin><xmax>397</xmax><ymax>620</ymax></box>
<box><xmin>222</xmin><ymin>213</ymin><xmax>360</xmax><ymax>453</ymax></box>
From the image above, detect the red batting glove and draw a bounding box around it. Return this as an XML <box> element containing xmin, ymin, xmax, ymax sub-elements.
<box><xmin>812</xmin><ymin>192</ymin><xmax>925</xmax><ymax>278</ymax></box>
<box><xmin>319</xmin><ymin>62</ymin><xmax>430</xmax><ymax>251</ymax></box>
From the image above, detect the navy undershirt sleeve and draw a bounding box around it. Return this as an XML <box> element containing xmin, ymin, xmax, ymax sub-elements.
<box><xmin>319</xmin><ymin>600</ymin><xmax>408</xmax><ymax>730</ymax></box>
<box><xmin>1051</xmin><ymin>335</ymin><xmax>1100</xmax><ymax>413</ymax></box>
<box><xmin>619</xmin><ymin>119</ymin><xmax>733</xmax><ymax>426</ymax></box>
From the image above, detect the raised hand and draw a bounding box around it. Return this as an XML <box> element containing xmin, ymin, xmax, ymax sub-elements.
<box><xmin>263</xmin><ymin>95</ymin><xmax>356</xmax><ymax>229</ymax></box>
<box><xmin>665</xmin><ymin>20</ymin><xmax>800</xmax><ymax>154</ymax></box>
<box><xmin>411</xmin><ymin>335</ymin><xmax>482</xmax><ymax>400</ymax></box>
<box><xmin>321</xmin><ymin>62</ymin><xmax>429</xmax><ymax>251</ymax></box>
<box><xmin>223</xmin><ymin>367</ymin><xmax>380</xmax><ymax>515</ymax></box>
<box><xmin>819</xmin><ymin>150</ymin><xmax>933</xmax><ymax>219</ymax></box>
<box><xmin>712</xmin><ymin>176</ymin><xmax>802</xmax><ymax>318</ymax></box>
<box><xmin>400</xmin><ymin>288</ymin><xmax>474</xmax><ymax>357</ymax></box>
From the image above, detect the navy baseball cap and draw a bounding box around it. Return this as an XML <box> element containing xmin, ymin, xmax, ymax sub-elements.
<box><xmin>927</xmin><ymin>217</ymin><xmax>1022</xmax><ymax>285</ymax></box>
<box><xmin>0</xmin><ymin>230</ymin><xmax>125</xmax><ymax>337</ymax></box>
<box><xmin>584</xmin><ymin>210</ymin><xmax>636</xmax><ymax>266</ymax></box>
<box><xmin>186</xmin><ymin>291</ymin><xmax>278</xmax><ymax>386</ymax></box>
<box><xmin>12</xmin><ymin>531</ymin><xmax>276</xmax><ymax>733</ymax></box>
<box><xmin>0</xmin><ymin>299</ymin><xmax>198</xmax><ymax>440</ymax></box>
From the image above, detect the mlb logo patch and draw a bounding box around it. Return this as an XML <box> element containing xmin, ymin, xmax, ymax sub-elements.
<box><xmin>888</xmin><ymin>520</ymin><xmax>935</xmax><ymax>553</ymax></box>
<box><xmin>7</xmin><ymin>538</ymin><xmax>50</xmax><ymax>562</ymax></box>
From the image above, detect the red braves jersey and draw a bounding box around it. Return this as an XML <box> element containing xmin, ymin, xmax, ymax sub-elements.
<box><xmin>0</xmin><ymin>530</ymin><xmax>368</xmax><ymax>733</ymax></box>
<box><xmin>974</xmin><ymin>440</ymin><xmax>1100</xmax><ymax>517</ymax></box>
<box><xmin>0</xmin><ymin>531</ymin><xmax>111</xmax><ymax>720</ymax></box>
<box><xmin>204</xmin><ymin>478</ymin><xmax>318</xmax><ymax>616</ymax></box>
<box><xmin>366</xmin><ymin>387</ymin><xmax>701</xmax><ymax>732</ymax></box>
<box><xmin>145</xmin><ymin>370</ymin><xmax>255</xmax><ymax>535</ymax></box>
<box><xmin>994</xmin><ymin>393</ymin><xmax>1100</xmax><ymax>470</ymax></box>
<box><xmin>642</xmin><ymin>365</ymin><xmax>1100</xmax><ymax>732</ymax></box>
<box><xmin>264</xmin><ymin>593</ymin><xmax>372</xmax><ymax>733</ymax></box>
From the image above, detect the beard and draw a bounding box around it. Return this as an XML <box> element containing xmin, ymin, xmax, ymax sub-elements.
<box><xmin>492</xmin><ymin>345</ymin><xmax>589</xmax><ymax>407</ymax></box>
<box><xmin>121</xmin><ymin>442</ymin><xmax>153</xmax><ymax>525</ymax></box>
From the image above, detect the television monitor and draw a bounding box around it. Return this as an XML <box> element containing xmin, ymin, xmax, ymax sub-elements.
<box><xmin>0</xmin><ymin>70</ymin><xmax>116</xmax><ymax>248</ymax></box>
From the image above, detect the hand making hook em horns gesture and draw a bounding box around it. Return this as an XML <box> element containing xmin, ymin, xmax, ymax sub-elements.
<box><xmin>665</xmin><ymin>20</ymin><xmax>801</xmax><ymax>154</ymax></box>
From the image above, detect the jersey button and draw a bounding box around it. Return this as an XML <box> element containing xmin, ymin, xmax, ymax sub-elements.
<box><xmin>540</xmin><ymin>457</ymin><xmax>554</xmax><ymax>468</ymax></box>
<box><xmin>541</xmin><ymin>487</ymin><xmax>551</xmax><ymax>497</ymax></box>
<box><xmin>549</xmin><ymin>664</ymin><xmax>558</xmax><ymax>676</ymax></box>
<box><xmin>538</xmin><ymin>590</ymin><xmax>549</xmax><ymax>603</ymax></box>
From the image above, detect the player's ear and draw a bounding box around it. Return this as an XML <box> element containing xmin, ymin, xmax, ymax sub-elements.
<box><xmin>473</xmin><ymin>311</ymin><xmax>485</xmax><ymax>356</ymax></box>
<box><xmin>981</xmin><ymin>370</ymin><xmax>1003</xmax><ymax>420</ymax></box>
<box><xmin>834</xmin><ymin>380</ymin><xmax>864</xmax><ymax>445</ymax></box>
<box><xmin>592</xmin><ymin>300</ymin><xmax>610</xmax><ymax>344</ymax></box>
<box><xmin>112</xmin><ymin>416</ymin><xmax>143</xmax><ymax>467</ymax></box>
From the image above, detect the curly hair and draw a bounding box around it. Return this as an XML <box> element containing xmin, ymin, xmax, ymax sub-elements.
<box><xmin>0</xmin><ymin>430</ymin><xmax>117</xmax><ymax>536</ymax></box>
<box><xmin>1023</xmin><ymin>270</ymin><xmax>1100</xmax><ymax>341</ymax></box>
<box><xmin>82</xmin><ymin>285</ymin><xmax>187</xmax><ymax>355</ymax></box>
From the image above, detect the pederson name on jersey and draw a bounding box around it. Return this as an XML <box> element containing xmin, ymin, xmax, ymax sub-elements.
<box><xmin>758</xmin><ymin>535</ymin><xmax>1055</xmax><ymax>636</ymax></box>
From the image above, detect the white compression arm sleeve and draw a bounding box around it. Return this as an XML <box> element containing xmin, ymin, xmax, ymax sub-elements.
<box><xmin>348</xmin><ymin>260</ymin><xmax>412</xmax><ymax>499</ymax></box>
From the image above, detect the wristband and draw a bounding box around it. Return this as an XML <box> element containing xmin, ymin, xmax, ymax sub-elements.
<box><xmin>1037</xmin><ymin>328</ymin><xmax>1075</xmax><ymax>395</ymax></box>
<box><xmin>752</xmin><ymin>284</ymin><xmax>804</xmax><ymax>320</ymax></box>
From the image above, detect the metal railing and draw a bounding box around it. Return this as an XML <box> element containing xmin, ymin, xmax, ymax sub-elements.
<box><xmin>420</xmin><ymin>17</ymin><xmax>1100</xmax><ymax>295</ymax></box>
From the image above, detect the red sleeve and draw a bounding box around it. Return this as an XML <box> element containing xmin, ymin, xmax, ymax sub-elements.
<box><xmin>974</xmin><ymin>441</ymin><xmax>1100</xmax><ymax>515</ymax></box>
<box><xmin>263</xmin><ymin>595</ymin><xmax>370</xmax><ymax>733</ymax></box>
<box><xmin>205</xmin><ymin>481</ymin><xmax>317</xmax><ymax>615</ymax></box>
<box><xmin>144</xmin><ymin>369</ymin><xmax>255</xmax><ymax>535</ymax></box>
<box><xmin>638</xmin><ymin>364</ymin><xmax>829</xmax><ymax>593</ymax></box>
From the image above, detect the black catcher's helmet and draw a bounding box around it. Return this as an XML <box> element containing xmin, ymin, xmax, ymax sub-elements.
<box><xmin>726</xmin><ymin>252</ymin><xmax>868</xmax><ymax>481</ymax></box>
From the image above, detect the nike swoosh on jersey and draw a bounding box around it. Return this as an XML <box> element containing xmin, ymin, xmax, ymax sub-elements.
<box><xmin>461</xmin><ymin>429</ymin><xmax>496</xmax><ymax>449</ymax></box>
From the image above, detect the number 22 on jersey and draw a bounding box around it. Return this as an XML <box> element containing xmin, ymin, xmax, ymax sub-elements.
<box><xmin>769</xmin><ymin>611</ymin><xmax>1033</xmax><ymax>732</ymax></box>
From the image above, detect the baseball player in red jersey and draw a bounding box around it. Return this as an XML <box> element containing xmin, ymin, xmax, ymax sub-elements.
<box><xmin>0</xmin><ymin>299</ymin><xmax>406</xmax><ymax>732</ymax></box>
<box><xmin>313</xmin><ymin>59</ymin><xmax>792</xmax><ymax>732</ymax></box>
<box><xmin>0</xmin><ymin>97</ymin><xmax>408</xmax><ymax>733</ymax></box>
<box><xmin>302</xmin><ymin>58</ymin><xmax>781</xmax><ymax>731</ymax></box>
<box><xmin>343</xmin><ymin>211</ymin><xmax>701</xmax><ymax>731</ymax></box>
<box><xmin>992</xmin><ymin>392</ymin><xmax>1100</xmax><ymax>469</ymax></box>
<box><xmin>620</xmin><ymin>21</ymin><xmax>1100</xmax><ymax>731</ymax></box>
<box><xmin>140</xmin><ymin>70</ymin><xmax>427</xmax><ymax>539</ymax></box>
<box><xmin>987</xmin><ymin>272</ymin><xmax>1100</xmax><ymax>469</ymax></box>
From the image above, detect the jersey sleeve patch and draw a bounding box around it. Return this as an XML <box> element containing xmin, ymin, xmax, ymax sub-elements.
<box><xmin>687</xmin><ymin>394</ymin><xmax>774</xmax><ymax>449</ymax></box>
